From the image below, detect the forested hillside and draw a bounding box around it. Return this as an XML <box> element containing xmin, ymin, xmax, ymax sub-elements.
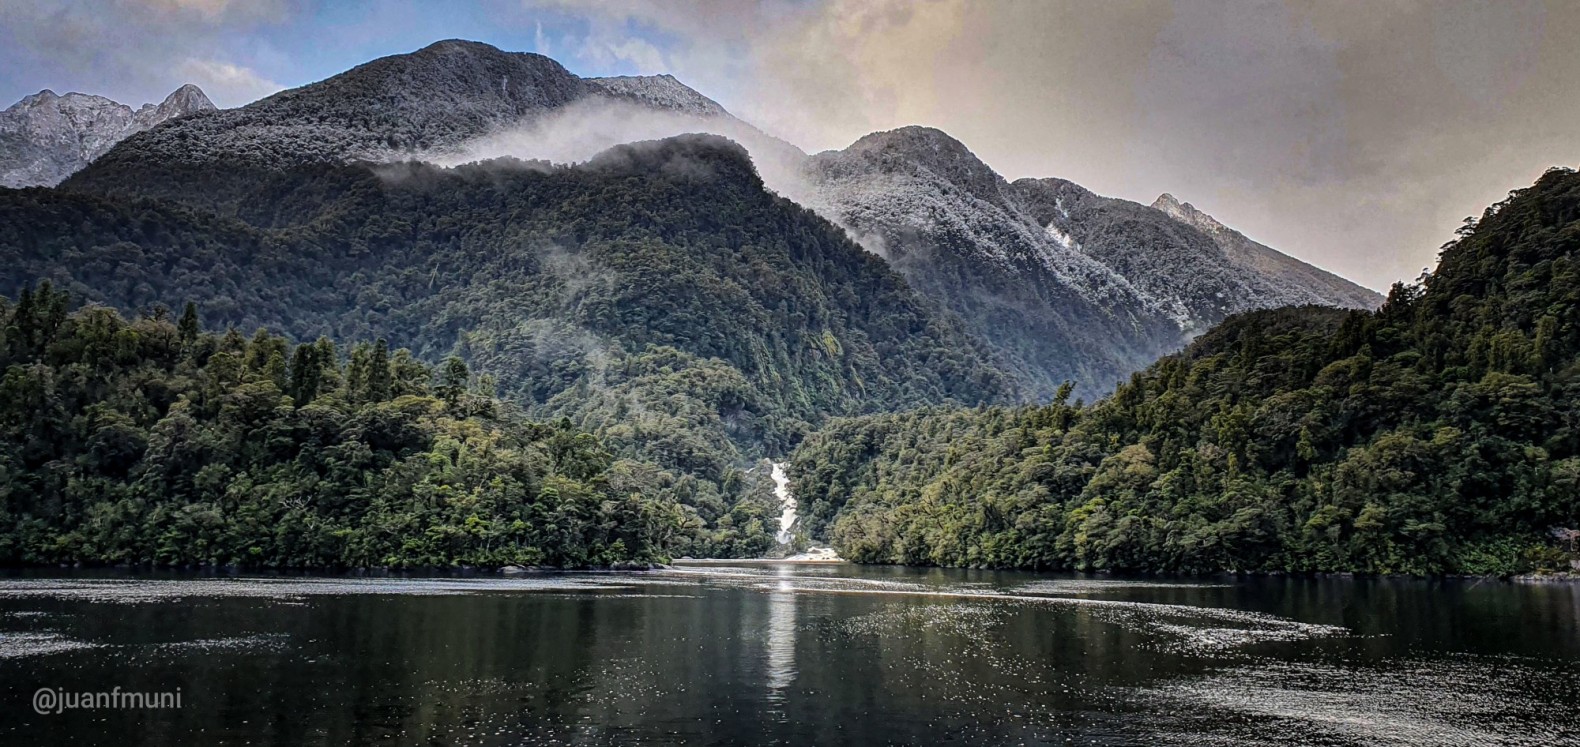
<box><xmin>53</xmin><ymin>40</ymin><xmax>1383</xmax><ymax>404</ymax></box>
<box><xmin>0</xmin><ymin>135</ymin><xmax>1009</xmax><ymax>553</ymax></box>
<box><xmin>791</xmin><ymin>168</ymin><xmax>1580</xmax><ymax>576</ymax></box>
<box><xmin>0</xmin><ymin>283</ymin><xmax>759</xmax><ymax>567</ymax></box>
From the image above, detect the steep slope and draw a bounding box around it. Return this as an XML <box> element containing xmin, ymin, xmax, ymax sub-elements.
<box><xmin>0</xmin><ymin>285</ymin><xmax>689</xmax><ymax>567</ymax></box>
<box><xmin>791</xmin><ymin>167</ymin><xmax>1580</xmax><ymax>575</ymax></box>
<box><xmin>51</xmin><ymin>42</ymin><xmax>1378</xmax><ymax>401</ymax></box>
<box><xmin>800</xmin><ymin>126</ymin><xmax>1380</xmax><ymax>398</ymax></box>
<box><xmin>1152</xmin><ymin>193</ymin><xmax>1383</xmax><ymax>309</ymax></box>
<box><xmin>60</xmin><ymin>40</ymin><xmax>750</xmax><ymax>212</ymax></box>
<box><xmin>2</xmin><ymin>134</ymin><xmax>1013</xmax><ymax>549</ymax></box>
<box><xmin>586</xmin><ymin>74</ymin><xmax>729</xmax><ymax>117</ymax></box>
<box><xmin>801</xmin><ymin>127</ymin><xmax>1180</xmax><ymax>398</ymax></box>
<box><xmin>0</xmin><ymin>84</ymin><xmax>213</xmax><ymax>187</ymax></box>
<box><xmin>1015</xmin><ymin>177</ymin><xmax>1377</xmax><ymax>327</ymax></box>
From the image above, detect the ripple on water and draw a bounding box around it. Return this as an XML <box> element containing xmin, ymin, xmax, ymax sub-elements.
<box><xmin>0</xmin><ymin>631</ymin><xmax>98</xmax><ymax>659</ymax></box>
<box><xmin>0</xmin><ymin>576</ymin><xmax>647</xmax><ymax>604</ymax></box>
<box><xmin>156</xmin><ymin>633</ymin><xmax>292</xmax><ymax>653</ymax></box>
<box><xmin>1013</xmin><ymin>579</ymin><xmax>1232</xmax><ymax>595</ymax></box>
<box><xmin>1135</xmin><ymin>655</ymin><xmax>1580</xmax><ymax>746</ymax></box>
<box><xmin>757</xmin><ymin>577</ymin><xmax>1348</xmax><ymax>656</ymax></box>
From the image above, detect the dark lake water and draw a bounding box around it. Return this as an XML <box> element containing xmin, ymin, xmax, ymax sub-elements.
<box><xmin>1</xmin><ymin>563</ymin><xmax>1577</xmax><ymax>746</ymax></box>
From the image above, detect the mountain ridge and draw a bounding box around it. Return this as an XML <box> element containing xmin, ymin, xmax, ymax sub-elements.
<box><xmin>0</xmin><ymin>83</ymin><xmax>214</xmax><ymax>188</ymax></box>
<box><xmin>44</xmin><ymin>39</ymin><xmax>1379</xmax><ymax>400</ymax></box>
<box><xmin>1151</xmin><ymin>192</ymin><xmax>1384</xmax><ymax>309</ymax></box>
<box><xmin>791</xmin><ymin>167</ymin><xmax>1580</xmax><ymax>574</ymax></box>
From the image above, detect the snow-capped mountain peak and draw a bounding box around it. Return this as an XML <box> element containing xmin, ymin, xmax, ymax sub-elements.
<box><xmin>151</xmin><ymin>84</ymin><xmax>215</xmax><ymax>120</ymax></box>
<box><xmin>587</xmin><ymin>74</ymin><xmax>728</xmax><ymax>117</ymax></box>
<box><xmin>0</xmin><ymin>83</ymin><xmax>214</xmax><ymax>188</ymax></box>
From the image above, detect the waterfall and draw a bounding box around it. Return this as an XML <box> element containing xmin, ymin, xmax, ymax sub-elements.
<box><xmin>767</xmin><ymin>461</ymin><xmax>842</xmax><ymax>561</ymax></box>
<box><xmin>770</xmin><ymin>461</ymin><xmax>796</xmax><ymax>544</ymax></box>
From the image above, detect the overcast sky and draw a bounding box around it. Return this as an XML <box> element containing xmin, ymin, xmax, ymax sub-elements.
<box><xmin>2</xmin><ymin>0</ymin><xmax>1575</xmax><ymax>291</ymax></box>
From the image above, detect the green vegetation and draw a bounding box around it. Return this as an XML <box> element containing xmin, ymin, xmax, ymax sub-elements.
<box><xmin>1</xmin><ymin>135</ymin><xmax>1010</xmax><ymax>556</ymax></box>
<box><xmin>792</xmin><ymin>168</ymin><xmax>1580</xmax><ymax>576</ymax></box>
<box><xmin>0</xmin><ymin>283</ymin><xmax>761</xmax><ymax>568</ymax></box>
<box><xmin>7</xmin><ymin>129</ymin><xmax>1576</xmax><ymax>576</ymax></box>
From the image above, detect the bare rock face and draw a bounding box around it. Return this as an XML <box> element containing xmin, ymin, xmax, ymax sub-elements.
<box><xmin>0</xmin><ymin>84</ymin><xmax>214</xmax><ymax>187</ymax></box>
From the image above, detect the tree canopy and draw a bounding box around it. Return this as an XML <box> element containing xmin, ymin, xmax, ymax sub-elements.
<box><xmin>792</xmin><ymin>168</ymin><xmax>1580</xmax><ymax>576</ymax></box>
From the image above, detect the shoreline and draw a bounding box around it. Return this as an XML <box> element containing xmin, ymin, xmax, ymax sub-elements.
<box><xmin>3</xmin><ymin>561</ymin><xmax>1575</xmax><ymax>583</ymax></box>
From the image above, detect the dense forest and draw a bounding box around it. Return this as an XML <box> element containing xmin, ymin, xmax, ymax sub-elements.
<box><xmin>0</xmin><ymin>135</ymin><xmax>1011</xmax><ymax>554</ymax></box>
<box><xmin>791</xmin><ymin>167</ymin><xmax>1580</xmax><ymax>576</ymax></box>
<box><xmin>6</xmin><ymin>122</ymin><xmax>1576</xmax><ymax>575</ymax></box>
<box><xmin>0</xmin><ymin>283</ymin><xmax>796</xmax><ymax>567</ymax></box>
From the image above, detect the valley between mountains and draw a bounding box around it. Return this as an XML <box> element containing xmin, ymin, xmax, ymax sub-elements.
<box><xmin>1</xmin><ymin>40</ymin><xmax>1573</xmax><ymax>576</ymax></box>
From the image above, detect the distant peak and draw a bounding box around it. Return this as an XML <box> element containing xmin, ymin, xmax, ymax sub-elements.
<box><xmin>158</xmin><ymin>83</ymin><xmax>215</xmax><ymax>112</ymax></box>
<box><xmin>1151</xmin><ymin>192</ymin><xmax>1201</xmax><ymax>216</ymax></box>
<box><xmin>587</xmin><ymin>73</ymin><xmax>728</xmax><ymax>116</ymax></box>
<box><xmin>847</xmin><ymin>125</ymin><xmax>969</xmax><ymax>153</ymax></box>
<box><xmin>1152</xmin><ymin>192</ymin><xmax>1225</xmax><ymax>230</ymax></box>
<box><xmin>11</xmin><ymin>89</ymin><xmax>60</xmax><ymax>109</ymax></box>
<box><xmin>839</xmin><ymin>125</ymin><xmax>987</xmax><ymax>173</ymax></box>
<box><xmin>831</xmin><ymin>125</ymin><xmax>1007</xmax><ymax>203</ymax></box>
<box><xmin>417</xmin><ymin>38</ymin><xmax>504</xmax><ymax>55</ymax></box>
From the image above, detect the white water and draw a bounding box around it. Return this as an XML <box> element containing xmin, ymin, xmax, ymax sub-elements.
<box><xmin>770</xmin><ymin>461</ymin><xmax>796</xmax><ymax>544</ymax></box>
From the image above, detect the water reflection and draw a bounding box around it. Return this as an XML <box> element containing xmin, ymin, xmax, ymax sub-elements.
<box><xmin>0</xmin><ymin>566</ymin><xmax>1575</xmax><ymax>746</ymax></box>
<box><xmin>765</xmin><ymin>567</ymin><xmax>798</xmax><ymax>709</ymax></box>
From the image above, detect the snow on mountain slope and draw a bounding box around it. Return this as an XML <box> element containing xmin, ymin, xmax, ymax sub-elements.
<box><xmin>1151</xmin><ymin>193</ymin><xmax>1384</xmax><ymax>310</ymax></box>
<box><xmin>62</xmin><ymin>40</ymin><xmax>799</xmax><ymax>212</ymax></box>
<box><xmin>798</xmin><ymin>125</ymin><xmax>1386</xmax><ymax>395</ymax></box>
<box><xmin>806</xmin><ymin>128</ymin><xmax>1171</xmax><ymax>314</ymax></box>
<box><xmin>586</xmin><ymin>74</ymin><xmax>729</xmax><ymax>118</ymax></box>
<box><xmin>0</xmin><ymin>84</ymin><xmax>213</xmax><ymax>187</ymax></box>
<box><xmin>42</xmin><ymin>40</ymin><xmax>1381</xmax><ymax>395</ymax></box>
<box><xmin>1016</xmin><ymin>177</ymin><xmax>1362</xmax><ymax>330</ymax></box>
<box><xmin>801</xmin><ymin>127</ymin><xmax>1181</xmax><ymax>396</ymax></box>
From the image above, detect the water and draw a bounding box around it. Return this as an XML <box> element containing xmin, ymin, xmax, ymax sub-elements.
<box><xmin>770</xmin><ymin>461</ymin><xmax>796</xmax><ymax>545</ymax></box>
<box><xmin>1</xmin><ymin>564</ymin><xmax>1576</xmax><ymax>746</ymax></box>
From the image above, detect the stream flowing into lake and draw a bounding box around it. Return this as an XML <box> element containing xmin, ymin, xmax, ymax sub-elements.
<box><xmin>1</xmin><ymin>564</ymin><xmax>1576</xmax><ymax>745</ymax></box>
<box><xmin>770</xmin><ymin>461</ymin><xmax>797</xmax><ymax>545</ymax></box>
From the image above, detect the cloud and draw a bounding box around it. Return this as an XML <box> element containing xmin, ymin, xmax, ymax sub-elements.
<box><xmin>577</xmin><ymin>35</ymin><xmax>668</xmax><ymax>72</ymax></box>
<box><xmin>0</xmin><ymin>0</ymin><xmax>295</xmax><ymax>108</ymax></box>
<box><xmin>525</xmin><ymin>0</ymin><xmax>1580</xmax><ymax>290</ymax></box>
<box><xmin>2</xmin><ymin>0</ymin><xmax>1574</xmax><ymax>290</ymax></box>
<box><xmin>127</xmin><ymin>0</ymin><xmax>293</xmax><ymax>23</ymax></box>
<box><xmin>176</xmin><ymin>58</ymin><xmax>286</xmax><ymax>106</ymax></box>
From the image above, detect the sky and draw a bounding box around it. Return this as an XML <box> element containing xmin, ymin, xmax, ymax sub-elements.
<box><xmin>2</xmin><ymin>0</ymin><xmax>1576</xmax><ymax>292</ymax></box>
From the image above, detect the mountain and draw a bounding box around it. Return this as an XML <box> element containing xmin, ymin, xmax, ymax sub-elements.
<box><xmin>0</xmin><ymin>84</ymin><xmax>213</xmax><ymax>188</ymax></box>
<box><xmin>2</xmin><ymin>133</ymin><xmax>1012</xmax><ymax>554</ymax></box>
<box><xmin>790</xmin><ymin>167</ymin><xmax>1580</xmax><ymax>576</ymax></box>
<box><xmin>799</xmin><ymin>126</ymin><xmax>1179</xmax><ymax>397</ymax></box>
<box><xmin>61</xmin><ymin>40</ymin><xmax>749</xmax><ymax>212</ymax></box>
<box><xmin>56</xmin><ymin>46</ymin><xmax>1377</xmax><ymax>373</ymax></box>
<box><xmin>1151</xmin><ymin>192</ymin><xmax>1384</xmax><ymax>310</ymax></box>
<box><xmin>799</xmin><ymin>126</ymin><xmax>1382</xmax><ymax>397</ymax></box>
<box><xmin>0</xmin><ymin>39</ymin><xmax>1399</xmax><ymax>556</ymax></box>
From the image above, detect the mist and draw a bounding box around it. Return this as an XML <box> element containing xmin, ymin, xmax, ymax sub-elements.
<box><xmin>437</xmin><ymin>99</ymin><xmax>812</xmax><ymax>200</ymax></box>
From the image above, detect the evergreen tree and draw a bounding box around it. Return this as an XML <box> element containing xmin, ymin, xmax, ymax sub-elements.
<box><xmin>177</xmin><ymin>302</ymin><xmax>199</xmax><ymax>350</ymax></box>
